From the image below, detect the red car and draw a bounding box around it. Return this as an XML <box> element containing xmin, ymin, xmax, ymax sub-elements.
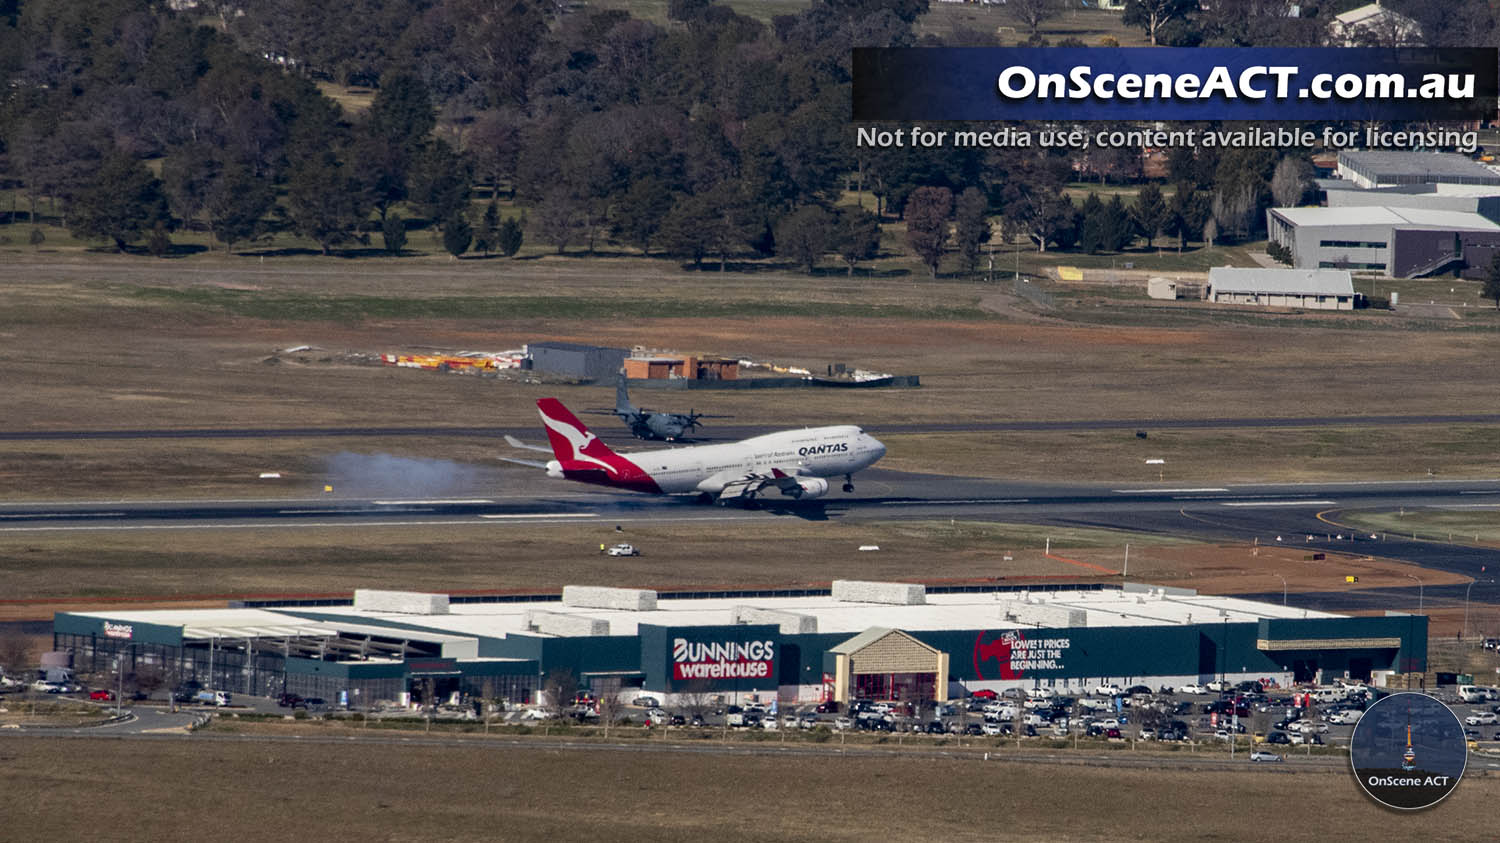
<box><xmin>970</xmin><ymin>689</ymin><xmax>998</xmax><ymax>700</ymax></box>
<box><xmin>89</xmin><ymin>689</ymin><xmax>115</xmax><ymax>701</ymax></box>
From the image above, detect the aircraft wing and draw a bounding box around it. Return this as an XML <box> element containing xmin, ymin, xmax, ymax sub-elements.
<box><xmin>714</xmin><ymin>468</ymin><xmax>806</xmax><ymax>502</ymax></box>
<box><xmin>497</xmin><ymin>456</ymin><xmax>550</xmax><ymax>469</ymax></box>
<box><xmin>504</xmin><ymin>435</ymin><xmax>554</xmax><ymax>453</ymax></box>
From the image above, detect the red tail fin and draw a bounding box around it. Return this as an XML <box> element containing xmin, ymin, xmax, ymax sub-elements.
<box><xmin>535</xmin><ymin>398</ymin><xmax>659</xmax><ymax>492</ymax></box>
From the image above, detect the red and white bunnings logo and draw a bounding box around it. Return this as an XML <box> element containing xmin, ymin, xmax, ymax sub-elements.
<box><xmin>672</xmin><ymin>637</ymin><xmax>775</xmax><ymax>680</ymax></box>
<box><xmin>103</xmin><ymin>621</ymin><xmax>133</xmax><ymax>640</ymax></box>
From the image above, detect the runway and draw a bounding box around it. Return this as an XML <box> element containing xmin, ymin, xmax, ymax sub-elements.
<box><xmin>2</xmin><ymin>470</ymin><xmax>1496</xmax><ymax>590</ymax></box>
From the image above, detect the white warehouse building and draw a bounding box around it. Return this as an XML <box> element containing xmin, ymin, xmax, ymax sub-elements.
<box><xmin>1207</xmin><ymin>267</ymin><xmax>1356</xmax><ymax>310</ymax></box>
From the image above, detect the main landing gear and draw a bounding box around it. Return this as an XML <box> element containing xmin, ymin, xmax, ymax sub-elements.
<box><xmin>842</xmin><ymin>474</ymin><xmax>854</xmax><ymax>493</ymax></box>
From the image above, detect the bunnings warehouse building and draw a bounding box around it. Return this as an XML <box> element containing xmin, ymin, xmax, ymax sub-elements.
<box><xmin>51</xmin><ymin>581</ymin><xmax>1427</xmax><ymax>708</ymax></box>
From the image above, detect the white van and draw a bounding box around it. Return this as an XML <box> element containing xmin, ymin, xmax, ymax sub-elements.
<box><xmin>1458</xmin><ymin>685</ymin><xmax>1492</xmax><ymax>703</ymax></box>
<box><xmin>1311</xmin><ymin>687</ymin><xmax>1346</xmax><ymax>704</ymax></box>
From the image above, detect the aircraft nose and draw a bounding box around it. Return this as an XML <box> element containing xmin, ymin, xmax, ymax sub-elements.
<box><xmin>868</xmin><ymin>436</ymin><xmax>886</xmax><ymax>460</ymax></box>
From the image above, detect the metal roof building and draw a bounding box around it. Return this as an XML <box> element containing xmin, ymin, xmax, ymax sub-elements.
<box><xmin>1266</xmin><ymin>205</ymin><xmax>1500</xmax><ymax>279</ymax></box>
<box><xmin>52</xmin><ymin>582</ymin><xmax>1426</xmax><ymax>709</ymax></box>
<box><xmin>1206</xmin><ymin>267</ymin><xmax>1356</xmax><ymax>310</ymax></box>
<box><xmin>1336</xmin><ymin>151</ymin><xmax>1500</xmax><ymax>189</ymax></box>
<box><xmin>526</xmin><ymin>341</ymin><xmax>629</xmax><ymax>381</ymax></box>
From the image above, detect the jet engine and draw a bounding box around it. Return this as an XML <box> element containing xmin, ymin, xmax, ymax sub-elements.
<box><xmin>783</xmin><ymin>477</ymin><xmax>828</xmax><ymax>499</ymax></box>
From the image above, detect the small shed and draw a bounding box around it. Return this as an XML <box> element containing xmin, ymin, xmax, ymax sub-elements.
<box><xmin>527</xmin><ymin>342</ymin><xmax>629</xmax><ymax>380</ymax></box>
<box><xmin>1207</xmin><ymin>268</ymin><xmax>1355</xmax><ymax>310</ymax></box>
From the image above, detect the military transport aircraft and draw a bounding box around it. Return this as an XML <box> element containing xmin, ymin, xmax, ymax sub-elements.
<box><xmin>503</xmin><ymin>398</ymin><xmax>885</xmax><ymax>504</ymax></box>
<box><xmin>582</xmin><ymin>374</ymin><xmax>730</xmax><ymax>441</ymax></box>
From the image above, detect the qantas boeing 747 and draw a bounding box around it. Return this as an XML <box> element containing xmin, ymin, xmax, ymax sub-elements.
<box><xmin>503</xmin><ymin>398</ymin><xmax>886</xmax><ymax>503</ymax></box>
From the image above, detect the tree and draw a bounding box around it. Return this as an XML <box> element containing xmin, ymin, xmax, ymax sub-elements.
<box><xmin>1203</xmin><ymin>216</ymin><xmax>1218</xmax><ymax>249</ymax></box>
<box><xmin>905</xmin><ymin>186</ymin><xmax>952</xmax><ymax>278</ymax></box>
<box><xmin>28</xmin><ymin>228</ymin><xmax>44</xmax><ymax>250</ymax></box>
<box><xmin>1486</xmin><ymin>255</ymin><xmax>1500</xmax><ymax>309</ymax></box>
<box><xmin>1270</xmin><ymin>156</ymin><xmax>1313</xmax><ymax>208</ymax></box>
<box><xmin>66</xmin><ymin>154</ymin><xmax>170</xmax><ymax>252</ymax></box>
<box><xmin>205</xmin><ymin>162</ymin><xmax>274</xmax><ymax>255</ymax></box>
<box><xmin>952</xmin><ymin>187</ymin><xmax>990</xmax><ymax>273</ymax></box>
<box><xmin>476</xmin><ymin>201</ymin><xmax>500</xmax><ymax>255</ymax></box>
<box><xmin>1133</xmin><ymin>183</ymin><xmax>1168</xmax><ymax>250</ymax></box>
<box><xmin>285</xmin><ymin>155</ymin><xmax>366</xmax><ymax>255</ymax></box>
<box><xmin>442</xmin><ymin>212</ymin><xmax>473</xmax><ymax>258</ymax></box>
<box><xmin>774</xmin><ymin>205</ymin><xmax>833</xmax><ymax>273</ymax></box>
<box><xmin>1102</xmin><ymin>195</ymin><xmax>1136</xmax><ymax>252</ymax></box>
<box><xmin>496</xmin><ymin>215</ymin><xmax>524</xmax><ymax>257</ymax></box>
<box><xmin>543</xmin><ymin>668</ymin><xmax>579</xmax><ymax>716</ymax></box>
<box><xmin>382</xmin><ymin>213</ymin><xmax>407</xmax><ymax>255</ymax></box>
<box><xmin>1010</xmin><ymin>0</ymin><xmax>1061</xmax><ymax>36</ymax></box>
<box><xmin>530</xmin><ymin>190</ymin><xmax>585</xmax><ymax>254</ymax></box>
<box><xmin>1079</xmin><ymin>193</ymin><xmax>1106</xmax><ymax>254</ymax></box>
<box><xmin>833</xmin><ymin>207</ymin><xmax>881</xmax><ymax>276</ymax></box>
<box><xmin>147</xmin><ymin>223</ymin><xmax>171</xmax><ymax>257</ymax></box>
<box><xmin>611</xmin><ymin>178</ymin><xmax>674</xmax><ymax>255</ymax></box>
<box><xmin>1122</xmin><ymin>0</ymin><xmax>1196</xmax><ymax>46</ymax></box>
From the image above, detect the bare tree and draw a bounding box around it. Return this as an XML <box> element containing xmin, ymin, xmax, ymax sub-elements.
<box><xmin>1010</xmin><ymin>0</ymin><xmax>1062</xmax><ymax>37</ymax></box>
<box><xmin>542</xmin><ymin>668</ymin><xmax>579</xmax><ymax>717</ymax></box>
<box><xmin>1270</xmin><ymin>156</ymin><xmax>1313</xmax><ymax>208</ymax></box>
<box><xmin>0</xmin><ymin>634</ymin><xmax>36</xmax><ymax>677</ymax></box>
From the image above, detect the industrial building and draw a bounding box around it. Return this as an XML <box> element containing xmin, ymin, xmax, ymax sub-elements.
<box><xmin>624</xmin><ymin>355</ymin><xmax>739</xmax><ymax>381</ymax></box>
<box><xmin>1206</xmin><ymin>267</ymin><xmax>1356</xmax><ymax>310</ymax></box>
<box><xmin>1335</xmin><ymin>151</ymin><xmax>1500</xmax><ymax>190</ymax></box>
<box><xmin>525</xmin><ymin>342</ymin><xmax>629</xmax><ymax>381</ymax></box>
<box><xmin>52</xmin><ymin>582</ymin><xmax>1427</xmax><ymax>709</ymax></box>
<box><xmin>1265</xmin><ymin>205</ymin><xmax>1500</xmax><ymax>278</ymax></box>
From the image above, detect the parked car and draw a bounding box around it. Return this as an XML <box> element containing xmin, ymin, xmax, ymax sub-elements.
<box><xmin>1250</xmin><ymin>751</ymin><xmax>1283</xmax><ymax>762</ymax></box>
<box><xmin>833</xmin><ymin>716</ymin><xmax>854</xmax><ymax>731</ymax></box>
<box><xmin>606</xmin><ymin>543</ymin><xmax>640</xmax><ymax>557</ymax></box>
<box><xmin>278</xmin><ymin>693</ymin><xmax>304</xmax><ymax>708</ymax></box>
<box><xmin>1093</xmin><ymin>683</ymin><xmax>1123</xmax><ymax>696</ymax></box>
<box><xmin>1466</xmin><ymin>712</ymin><xmax>1498</xmax><ymax>726</ymax></box>
<box><xmin>1206</xmin><ymin>680</ymin><xmax>1229</xmax><ymax>693</ymax></box>
<box><xmin>633</xmin><ymin>695</ymin><xmax>660</xmax><ymax>708</ymax></box>
<box><xmin>1180</xmin><ymin>683</ymin><xmax>1208</xmax><ymax>695</ymax></box>
<box><xmin>815</xmin><ymin>700</ymin><xmax>840</xmax><ymax>714</ymax></box>
<box><xmin>1266</xmin><ymin>731</ymin><xmax>1292</xmax><ymax>745</ymax></box>
<box><xmin>981</xmin><ymin>722</ymin><xmax>1005</xmax><ymax>736</ymax></box>
<box><xmin>89</xmin><ymin>689</ymin><xmax>115</xmax><ymax>701</ymax></box>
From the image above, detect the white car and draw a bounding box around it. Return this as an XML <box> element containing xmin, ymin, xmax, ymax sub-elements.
<box><xmin>1026</xmin><ymin>687</ymin><xmax>1054</xmax><ymax>700</ymax></box>
<box><xmin>1250</xmin><ymin>751</ymin><xmax>1283</xmax><ymax>762</ymax></box>
<box><xmin>1077</xmin><ymin>697</ymin><xmax>1110</xmax><ymax>712</ymax></box>
<box><xmin>1180</xmin><ymin>683</ymin><xmax>1209</xmax><ymax>695</ymax></box>
<box><xmin>833</xmin><ymin>716</ymin><xmax>854</xmax><ymax>731</ymax></box>
<box><xmin>606</xmin><ymin>543</ymin><xmax>640</xmax><ymax>557</ymax></box>
<box><xmin>1094</xmin><ymin>683</ymin><xmax>1123</xmax><ymax>696</ymax></box>
<box><xmin>1328</xmin><ymin>709</ymin><xmax>1364</xmax><ymax>725</ymax></box>
<box><xmin>981</xmin><ymin>722</ymin><xmax>1005</xmax><ymax>736</ymax></box>
<box><xmin>521</xmin><ymin>708</ymin><xmax>552</xmax><ymax>721</ymax></box>
<box><xmin>1206</xmin><ymin>680</ymin><xmax>1229</xmax><ymax>693</ymax></box>
<box><xmin>1291</xmin><ymin>720</ymin><xmax>1329</xmax><ymax>734</ymax></box>
<box><xmin>1466</xmin><ymin>711</ymin><xmax>1498</xmax><ymax>726</ymax></box>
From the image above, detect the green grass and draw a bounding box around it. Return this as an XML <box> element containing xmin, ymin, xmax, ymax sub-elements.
<box><xmin>1334</xmin><ymin>510</ymin><xmax>1500</xmax><ymax>545</ymax></box>
<box><xmin>124</xmin><ymin>285</ymin><xmax>991</xmax><ymax>321</ymax></box>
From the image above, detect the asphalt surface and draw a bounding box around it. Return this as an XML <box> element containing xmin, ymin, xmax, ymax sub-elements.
<box><xmin>3</xmin><ymin>410</ymin><xmax>1500</xmax><ymax>443</ymax></box>
<box><xmin>2</xmin><ymin>470</ymin><xmax>1498</xmax><ymax>611</ymax></box>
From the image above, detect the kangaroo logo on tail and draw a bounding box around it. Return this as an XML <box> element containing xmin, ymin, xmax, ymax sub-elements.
<box><xmin>534</xmin><ymin>399</ymin><xmax>657</xmax><ymax>493</ymax></box>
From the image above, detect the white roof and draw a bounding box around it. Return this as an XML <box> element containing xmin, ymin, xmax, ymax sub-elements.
<box><xmin>68</xmin><ymin>588</ymin><xmax>1342</xmax><ymax>642</ymax></box>
<box><xmin>283</xmin><ymin>588</ymin><xmax>1338</xmax><ymax>638</ymax></box>
<box><xmin>1208</xmin><ymin>267</ymin><xmax>1354</xmax><ymax>297</ymax></box>
<box><xmin>1271</xmin><ymin>205</ymin><xmax>1500</xmax><ymax>231</ymax></box>
<box><xmin>1334</xmin><ymin>3</ymin><xmax>1416</xmax><ymax>27</ymax></box>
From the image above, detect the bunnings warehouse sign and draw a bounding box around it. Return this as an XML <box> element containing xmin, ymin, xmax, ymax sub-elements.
<box><xmin>639</xmin><ymin>623</ymin><xmax>780</xmax><ymax>692</ymax></box>
<box><xmin>673</xmin><ymin>637</ymin><xmax>775</xmax><ymax>680</ymax></box>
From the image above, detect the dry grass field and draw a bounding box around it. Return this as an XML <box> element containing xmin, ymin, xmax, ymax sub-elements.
<box><xmin>3</xmin><ymin>736</ymin><xmax>1495</xmax><ymax>841</ymax></box>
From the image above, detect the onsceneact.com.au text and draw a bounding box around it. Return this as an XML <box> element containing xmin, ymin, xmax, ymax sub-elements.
<box><xmin>996</xmin><ymin>66</ymin><xmax>1476</xmax><ymax>102</ymax></box>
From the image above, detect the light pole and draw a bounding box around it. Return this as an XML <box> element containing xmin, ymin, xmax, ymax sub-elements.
<box><xmin>1465</xmin><ymin>579</ymin><xmax>1493</xmax><ymax>641</ymax></box>
<box><xmin>1274</xmin><ymin>573</ymin><xmax>1287</xmax><ymax>607</ymax></box>
<box><xmin>1403</xmin><ymin>573</ymin><xmax>1424</xmax><ymax>613</ymax></box>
